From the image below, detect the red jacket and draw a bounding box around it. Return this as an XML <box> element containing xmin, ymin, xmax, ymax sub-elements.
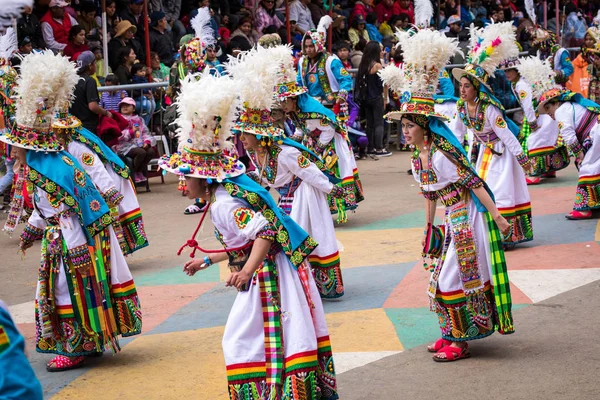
<box><xmin>40</xmin><ymin>10</ymin><xmax>72</xmax><ymax>45</ymax></box>
<box><xmin>375</xmin><ymin>3</ymin><xmax>398</xmax><ymax>23</ymax></box>
<box><xmin>393</xmin><ymin>2</ymin><xmax>414</xmax><ymax>23</ymax></box>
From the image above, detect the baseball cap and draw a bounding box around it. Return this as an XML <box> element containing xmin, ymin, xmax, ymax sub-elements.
<box><xmin>119</xmin><ymin>97</ymin><xmax>137</xmax><ymax>108</ymax></box>
<box><xmin>447</xmin><ymin>15</ymin><xmax>461</xmax><ymax>25</ymax></box>
<box><xmin>76</xmin><ymin>50</ymin><xmax>96</xmax><ymax>72</ymax></box>
<box><xmin>150</xmin><ymin>11</ymin><xmax>166</xmax><ymax>26</ymax></box>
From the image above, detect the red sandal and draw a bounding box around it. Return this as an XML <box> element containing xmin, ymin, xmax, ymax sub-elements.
<box><xmin>526</xmin><ymin>177</ymin><xmax>541</xmax><ymax>185</ymax></box>
<box><xmin>46</xmin><ymin>355</ymin><xmax>85</xmax><ymax>372</ymax></box>
<box><xmin>432</xmin><ymin>344</ymin><xmax>471</xmax><ymax>362</ymax></box>
<box><xmin>427</xmin><ymin>338</ymin><xmax>452</xmax><ymax>353</ymax></box>
<box><xmin>565</xmin><ymin>210</ymin><xmax>592</xmax><ymax>220</ymax></box>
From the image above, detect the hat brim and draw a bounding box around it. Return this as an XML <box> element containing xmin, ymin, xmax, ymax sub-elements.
<box><xmin>52</xmin><ymin>116</ymin><xmax>82</xmax><ymax>131</ymax></box>
<box><xmin>158</xmin><ymin>153</ymin><xmax>246</xmax><ymax>180</ymax></box>
<box><xmin>536</xmin><ymin>89</ymin><xmax>568</xmax><ymax>114</ymax></box>
<box><xmin>0</xmin><ymin>132</ymin><xmax>63</xmax><ymax>152</ymax></box>
<box><xmin>276</xmin><ymin>86</ymin><xmax>308</xmax><ymax>101</ymax></box>
<box><xmin>115</xmin><ymin>24</ymin><xmax>137</xmax><ymax>38</ymax></box>
<box><xmin>384</xmin><ymin>110</ymin><xmax>449</xmax><ymax>122</ymax></box>
<box><xmin>452</xmin><ymin>68</ymin><xmax>492</xmax><ymax>91</ymax></box>
<box><xmin>232</xmin><ymin>123</ymin><xmax>284</xmax><ymax>139</ymax></box>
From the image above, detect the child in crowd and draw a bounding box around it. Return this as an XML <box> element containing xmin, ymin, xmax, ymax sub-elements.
<box><xmin>336</xmin><ymin>41</ymin><xmax>353</xmax><ymax>70</ymax></box>
<box><xmin>131</xmin><ymin>63</ymin><xmax>156</xmax><ymax>126</ymax></box>
<box><xmin>100</xmin><ymin>74</ymin><xmax>127</xmax><ymax>112</ymax></box>
<box><xmin>91</xmin><ymin>45</ymin><xmax>110</xmax><ymax>84</ymax></box>
<box><xmin>365</xmin><ymin>12</ymin><xmax>383</xmax><ymax>43</ymax></box>
<box><xmin>114</xmin><ymin>97</ymin><xmax>156</xmax><ymax>183</ymax></box>
<box><xmin>150</xmin><ymin>51</ymin><xmax>170</xmax><ymax>81</ymax></box>
<box><xmin>205</xmin><ymin>44</ymin><xmax>225</xmax><ymax>75</ymax></box>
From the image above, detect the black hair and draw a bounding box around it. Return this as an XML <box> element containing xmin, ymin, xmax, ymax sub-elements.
<box><xmin>117</xmin><ymin>46</ymin><xmax>134</xmax><ymax>65</ymax></box>
<box><xmin>131</xmin><ymin>62</ymin><xmax>146</xmax><ymax>75</ymax></box>
<box><xmin>366</xmin><ymin>12</ymin><xmax>378</xmax><ymax>25</ymax></box>
<box><xmin>355</xmin><ymin>41</ymin><xmax>382</xmax><ymax>91</ymax></box>
<box><xmin>104</xmin><ymin>74</ymin><xmax>120</xmax><ymax>85</ymax></box>
<box><xmin>68</xmin><ymin>25</ymin><xmax>86</xmax><ymax>42</ymax></box>
<box><xmin>388</xmin><ymin>15</ymin><xmax>402</xmax><ymax>26</ymax></box>
<box><xmin>334</xmin><ymin>40</ymin><xmax>351</xmax><ymax>52</ymax></box>
<box><xmin>398</xmin><ymin>13</ymin><xmax>410</xmax><ymax>22</ymax></box>
<box><xmin>354</xmin><ymin>37</ymin><xmax>367</xmax><ymax>52</ymax></box>
<box><xmin>80</xmin><ymin>1</ymin><xmax>96</xmax><ymax>14</ymax></box>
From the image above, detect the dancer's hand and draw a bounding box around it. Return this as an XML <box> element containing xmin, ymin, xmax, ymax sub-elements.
<box><xmin>226</xmin><ymin>269</ymin><xmax>251</xmax><ymax>290</ymax></box>
<box><xmin>183</xmin><ymin>258</ymin><xmax>210</xmax><ymax>276</ymax></box>
<box><xmin>494</xmin><ymin>215</ymin><xmax>511</xmax><ymax>236</ymax></box>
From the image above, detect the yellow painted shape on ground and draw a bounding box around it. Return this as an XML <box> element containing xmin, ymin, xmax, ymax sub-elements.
<box><xmin>337</xmin><ymin>228</ymin><xmax>422</xmax><ymax>269</ymax></box>
<box><xmin>326</xmin><ymin>308</ymin><xmax>404</xmax><ymax>352</ymax></box>
<box><xmin>53</xmin><ymin>327</ymin><xmax>229</xmax><ymax>400</ymax></box>
<box><xmin>595</xmin><ymin>220</ymin><xmax>600</xmax><ymax>242</ymax></box>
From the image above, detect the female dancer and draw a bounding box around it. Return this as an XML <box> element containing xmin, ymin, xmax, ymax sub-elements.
<box><xmin>228</xmin><ymin>46</ymin><xmax>346</xmax><ymax>299</ymax></box>
<box><xmin>500</xmin><ymin>56</ymin><xmax>570</xmax><ymax>185</ymax></box>
<box><xmin>452</xmin><ymin>22</ymin><xmax>534</xmax><ymax>247</ymax></box>
<box><xmin>379</xmin><ymin>26</ymin><xmax>514</xmax><ymax>362</ymax></box>
<box><xmin>159</xmin><ymin>72</ymin><xmax>338</xmax><ymax>399</ymax></box>
<box><xmin>519</xmin><ymin>56</ymin><xmax>600</xmax><ymax>219</ymax></box>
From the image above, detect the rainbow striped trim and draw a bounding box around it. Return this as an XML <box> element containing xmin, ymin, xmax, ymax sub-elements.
<box><xmin>578</xmin><ymin>174</ymin><xmax>600</xmax><ymax>186</ymax></box>
<box><xmin>0</xmin><ymin>326</ymin><xmax>10</xmax><ymax>353</ymax></box>
<box><xmin>477</xmin><ymin>146</ymin><xmax>494</xmax><ymax>181</ymax></box>
<box><xmin>309</xmin><ymin>252</ymin><xmax>340</xmax><ymax>268</ymax></box>
<box><xmin>436</xmin><ymin>281</ymin><xmax>493</xmax><ymax>305</ymax></box>
<box><xmin>498</xmin><ymin>202</ymin><xmax>532</xmax><ymax>218</ymax></box>
<box><xmin>111</xmin><ymin>279</ymin><xmax>138</xmax><ymax>298</ymax></box>
<box><xmin>528</xmin><ymin>146</ymin><xmax>558</xmax><ymax>157</ymax></box>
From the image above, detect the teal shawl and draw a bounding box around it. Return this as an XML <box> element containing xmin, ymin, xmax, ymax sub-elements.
<box><xmin>75</xmin><ymin>127</ymin><xmax>130</xmax><ymax>179</ymax></box>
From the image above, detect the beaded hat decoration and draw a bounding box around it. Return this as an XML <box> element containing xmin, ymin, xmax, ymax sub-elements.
<box><xmin>378</xmin><ymin>24</ymin><xmax>461</xmax><ymax>122</ymax></box>
<box><xmin>183</xmin><ymin>7</ymin><xmax>215</xmax><ymax>73</ymax></box>
<box><xmin>302</xmin><ymin>15</ymin><xmax>333</xmax><ymax>54</ymax></box>
<box><xmin>269</xmin><ymin>44</ymin><xmax>308</xmax><ymax>101</ymax></box>
<box><xmin>451</xmin><ymin>21</ymin><xmax>519</xmax><ymax>91</ymax></box>
<box><xmin>0</xmin><ymin>51</ymin><xmax>71</xmax><ymax>152</ymax></box>
<box><xmin>498</xmin><ymin>56</ymin><xmax>520</xmax><ymax>71</ymax></box>
<box><xmin>159</xmin><ymin>71</ymin><xmax>245</xmax><ymax>180</ymax></box>
<box><xmin>49</xmin><ymin>53</ymin><xmax>83</xmax><ymax>135</ymax></box>
<box><xmin>0</xmin><ymin>27</ymin><xmax>18</xmax><ymax>91</ymax></box>
<box><xmin>516</xmin><ymin>55</ymin><xmax>566</xmax><ymax>113</ymax></box>
<box><xmin>226</xmin><ymin>45</ymin><xmax>284</xmax><ymax>141</ymax></box>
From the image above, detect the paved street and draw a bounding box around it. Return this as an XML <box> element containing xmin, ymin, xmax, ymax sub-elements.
<box><xmin>1</xmin><ymin>150</ymin><xmax>599</xmax><ymax>400</ymax></box>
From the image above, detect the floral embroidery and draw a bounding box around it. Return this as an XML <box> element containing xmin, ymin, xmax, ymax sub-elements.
<box><xmin>75</xmin><ymin>133</ymin><xmax>130</xmax><ymax>179</ymax></box>
<box><xmin>62</xmin><ymin>156</ymin><xmax>74</xmax><ymax>166</ymax></box>
<box><xmin>81</xmin><ymin>152</ymin><xmax>95</xmax><ymax>166</ymax></box>
<box><xmin>89</xmin><ymin>200</ymin><xmax>101</xmax><ymax>212</ymax></box>
<box><xmin>302</xmin><ymin>55</ymin><xmax>334</xmax><ymax>101</ymax></box>
<box><xmin>74</xmin><ymin>169</ymin><xmax>87</xmax><ymax>187</ymax></box>
<box><xmin>234</xmin><ymin>207</ymin><xmax>255</xmax><ymax>230</ymax></box>
<box><xmin>47</xmin><ymin>193</ymin><xmax>61</xmax><ymax>208</ymax></box>
<box><xmin>518</xmin><ymin>90</ymin><xmax>527</xmax><ymax>100</ymax></box>
<box><xmin>457</xmin><ymin>100</ymin><xmax>490</xmax><ymax>132</ymax></box>
<box><xmin>297</xmin><ymin>154</ymin><xmax>310</xmax><ymax>169</ymax></box>
<box><xmin>495</xmin><ymin>115</ymin><xmax>507</xmax><ymax>129</ymax></box>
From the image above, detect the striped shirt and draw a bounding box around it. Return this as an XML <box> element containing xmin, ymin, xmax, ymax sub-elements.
<box><xmin>100</xmin><ymin>90</ymin><xmax>127</xmax><ymax>112</ymax></box>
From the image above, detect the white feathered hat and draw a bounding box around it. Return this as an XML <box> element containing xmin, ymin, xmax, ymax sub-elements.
<box><xmin>183</xmin><ymin>7</ymin><xmax>216</xmax><ymax>73</ymax></box>
<box><xmin>0</xmin><ymin>51</ymin><xmax>70</xmax><ymax>152</ymax></box>
<box><xmin>302</xmin><ymin>15</ymin><xmax>333</xmax><ymax>54</ymax></box>
<box><xmin>0</xmin><ymin>27</ymin><xmax>18</xmax><ymax>129</ymax></box>
<box><xmin>452</xmin><ymin>22</ymin><xmax>519</xmax><ymax>91</ymax></box>
<box><xmin>226</xmin><ymin>45</ymin><xmax>284</xmax><ymax>140</ymax></box>
<box><xmin>49</xmin><ymin>54</ymin><xmax>83</xmax><ymax>133</ymax></box>
<box><xmin>516</xmin><ymin>56</ymin><xmax>565</xmax><ymax>113</ymax></box>
<box><xmin>159</xmin><ymin>71</ymin><xmax>245</xmax><ymax>180</ymax></box>
<box><xmin>268</xmin><ymin>44</ymin><xmax>307</xmax><ymax>100</ymax></box>
<box><xmin>379</xmin><ymin>27</ymin><xmax>461</xmax><ymax>122</ymax></box>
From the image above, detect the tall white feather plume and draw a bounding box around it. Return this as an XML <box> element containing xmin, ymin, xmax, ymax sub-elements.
<box><xmin>516</xmin><ymin>56</ymin><xmax>560</xmax><ymax>100</ymax></box>
<box><xmin>414</xmin><ymin>0</ymin><xmax>433</xmax><ymax>28</ymax></box>
<box><xmin>190</xmin><ymin>7</ymin><xmax>215</xmax><ymax>47</ymax></box>
<box><xmin>525</xmin><ymin>0</ymin><xmax>537</xmax><ymax>26</ymax></box>
<box><xmin>0</xmin><ymin>27</ymin><xmax>17</xmax><ymax>61</ymax></box>
<box><xmin>467</xmin><ymin>21</ymin><xmax>519</xmax><ymax>76</ymax></box>
<box><xmin>14</xmin><ymin>51</ymin><xmax>70</xmax><ymax>129</ymax></box>
<box><xmin>225</xmin><ymin>46</ymin><xmax>281</xmax><ymax>111</ymax></box>
<box><xmin>175</xmin><ymin>70</ymin><xmax>239</xmax><ymax>152</ymax></box>
<box><xmin>265</xmin><ymin>44</ymin><xmax>294</xmax><ymax>84</ymax></box>
<box><xmin>317</xmin><ymin>15</ymin><xmax>333</xmax><ymax>34</ymax></box>
<box><xmin>378</xmin><ymin>64</ymin><xmax>404</xmax><ymax>95</ymax></box>
<box><xmin>0</xmin><ymin>0</ymin><xmax>33</xmax><ymax>30</ymax></box>
<box><xmin>49</xmin><ymin>54</ymin><xmax>80</xmax><ymax>114</ymax></box>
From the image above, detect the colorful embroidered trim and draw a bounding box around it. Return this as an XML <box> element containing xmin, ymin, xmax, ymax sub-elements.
<box><xmin>529</xmin><ymin>146</ymin><xmax>570</xmax><ymax>176</ymax></box>
<box><xmin>0</xmin><ymin>326</ymin><xmax>10</xmax><ymax>353</ymax></box>
<box><xmin>256</xmin><ymin>225</ymin><xmax>276</xmax><ymax>241</ymax></box>
<box><xmin>309</xmin><ymin>251</ymin><xmax>344</xmax><ymax>299</ymax></box>
<box><xmin>234</xmin><ymin>207</ymin><xmax>255</xmax><ymax>230</ymax></box>
<box><xmin>75</xmin><ymin>133</ymin><xmax>130</xmax><ymax>179</ymax></box>
<box><xmin>301</xmin><ymin>54</ymin><xmax>334</xmax><ymax>102</ymax></box>
<box><xmin>119</xmin><ymin>208</ymin><xmax>149</xmax><ymax>255</ymax></box>
<box><xmin>67</xmin><ymin>244</ymin><xmax>93</xmax><ymax>271</ymax></box>
<box><xmin>574</xmin><ymin>174</ymin><xmax>600</xmax><ymax>211</ymax></box>
<box><xmin>515</xmin><ymin>152</ymin><xmax>530</xmax><ymax>167</ymax></box>
<box><xmin>498</xmin><ymin>202</ymin><xmax>534</xmax><ymax>245</ymax></box>
<box><xmin>103</xmin><ymin>187</ymin><xmax>124</xmax><ymax>207</ymax></box>
<box><xmin>20</xmin><ymin>222</ymin><xmax>44</xmax><ymax>249</ymax></box>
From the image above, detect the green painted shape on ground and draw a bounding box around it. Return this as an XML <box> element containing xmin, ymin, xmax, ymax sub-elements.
<box><xmin>346</xmin><ymin>210</ymin><xmax>442</xmax><ymax>231</ymax></box>
<box><xmin>135</xmin><ymin>263</ymin><xmax>221</xmax><ymax>287</ymax></box>
<box><xmin>385</xmin><ymin>305</ymin><xmax>529</xmax><ymax>350</ymax></box>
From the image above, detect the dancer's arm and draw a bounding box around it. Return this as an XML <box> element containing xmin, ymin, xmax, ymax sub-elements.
<box><xmin>471</xmin><ymin>185</ymin><xmax>510</xmax><ymax>235</ymax></box>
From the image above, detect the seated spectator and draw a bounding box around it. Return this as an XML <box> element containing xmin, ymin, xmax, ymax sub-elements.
<box><xmin>366</xmin><ymin>12</ymin><xmax>383</xmax><ymax>43</ymax></box>
<box><xmin>332</xmin><ymin>16</ymin><xmax>350</xmax><ymax>44</ymax></box>
<box><xmin>131</xmin><ymin>63</ymin><xmax>156</xmax><ymax>126</ymax></box>
<box><xmin>163</xmin><ymin>0</ymin><xmax>187</xmax><ymax>46</ymax></box>
<box><xmin>351</xmin><ymin>38</ymin><xmax>367</xmax><ymax>68</ymax></box>
<box><xmin>379</xmin><ymin>14</ymin><xmax>398</xmax><ymax>38</ymax></box>
<box><xmin>308</xmin><ymin>0</ymin><xmax>328</xmax><ymax>27</ymax></box>
<box><xmin>564</xmin><ymin>6</ymin><xmax>588</xmax><ymax>48</ymax></box>
<box><xmin>149</xmin><ymin>11</ymin><xmax>175</xmax><ymax>67</ymax></box>
<box><xmin>40</xmin><ymin>0</ymin><xmax>78</xmax><ymax>52</ymax></box>
<box><xmin>289</xmin><ymin>0</ymin><xmax>315</xmax><ymax>35</ymax></box>
<box><xmin>396</xmin><ymin>13</ymin><xmax>410</xmax><ymax>32</ymax></box>
<box><xmin>63</xmin><ymin>25</ymin><xmax>89</xmax><ymax>61</ymax></box>
<box><xmin>95</xmin><ymin>0</ymin><xmax>119</xmax><ymax>41</ymax></box>
<box><xmin>120</xmin><ymin>0</ymin><xmax>146</xmax><ymax>42</ymax></box>
<box><xmin>444</xmin><ymin>15</ymin><xmax>468</xmax><ymax>42</ymax></box>
<box><xmin>460</xmin><ymin>0</ymin><xmax>475</xmax><ymax>24</ymax></box>
<box><xmin>100</xmin><ymin>74</ymin><xmax>127</xmax><ymax>112</ymax></box>
<box><xmin>219</xmin><ymin>14</ymin><xmax>231</xmax><ymax>47</ymax></box>
<box><xmin>375</xmin><ymin>0</ymin><xmax>398</xmax><ymax>24</ymax></box>
<box><xmin>114</xmin><ymin>46</ymin><xmax>136</xmax><ymax>84</ymax></box>
<box><xmin>108</xmin><ymin>20</ymin><xmax>143</xmax><ymax>72</ymax></box>
<box><xmin>77</xmin><ymin>1</ymin><xmax>100</xmax><ymax>36</ymax></box>
<box><xmin>150</xmin><ymin>51</ymin><xmax>170</xmax><ymax>81</ymax></box>
<box><xmin>70</xmin><ymin>51</ymin><xmax>113</xmax><ymax>133</ymax></box>
<box><xmin>230</xmin><ymin>17</ymin><xmax>258</xmax><ymax>49</ymax></box>
<box><xmin>17</xmin><ymin>5</ymin><xmax>45</xmax><ymax>50</ymax></box>
<box><xmin>394</xmin><ymin>0</ymin><xmax>414</xmax><ymax>24</ymax></box>
<box><xmin>91</xmin><ymin>45</ymin><xmax>110</xmax><ymax>84</ymax></box>
<box><xmin>114</xmin><ymin>97</ymin><xmax>156</xmax><ymax>183</ymax></box>
<box><xmin>349</xmin><ymin>15</ymin><xmax>370</xmax><ymax>48</ymax></box>
<box><xmin>11</xmin><ymin>37</ymin><xmax>34</xmax><ymax>73</ymax></box>
<box><xmin>227</xmin><ymin>36</ymin><xmax>248</xmax><ymax>57</ymax></box>
<box><xmin>205</xmin><ymin>44</ymin><xmax>225</xmax><ymax>75</ymax></box>
<box><xmin>255</xmin><ymin>0</ymin><xmax>284</xmax><ymax>37</ymax></box>
<box><xmin>335</xmin><ymin>41</ymin><xmax>353</xmax><ymax>69</ymax></box>
<box><xmin>351</xmin><ymin>0</ymin><xmax>374</xmax><ymax>25</ymax></box>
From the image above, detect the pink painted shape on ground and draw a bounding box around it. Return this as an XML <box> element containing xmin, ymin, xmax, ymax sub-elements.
<box><xmin>137</xmin><ymin>283</ymin><xmax>217</xmax><ymax>334</ymax></box>
<box><xmin>508</xmin><ymin>282</ymin><xmax>532</xmax><ymax>304</ymax></box>
<box><xmin>506</xmin><ymin>241</ymin><xmax>600</xmax><ymax>271</ymax></box>
<box><xmin>17</xmin><ymin>322</ymin><xmax>37</xmax><ymax>350</ymax></box>
<box><xmin>529</xmin><ymin>185</ymin><xmax>574</xmax><ymax>216</ymax></box>
<box><xmin>383</xmin><ymin>262</ymin><xmax>430</xmax><ymax>309</ymax></box>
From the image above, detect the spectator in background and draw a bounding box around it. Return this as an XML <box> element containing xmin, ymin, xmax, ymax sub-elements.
<box><xmin>91</xmin><ymin>45</ymin><xmax>110</xmax><ymax>83</ymax></box>
<box><xmin>331</xmin><ymin>16</ymin><xmax>350</xmax><ymax>44</ymax></box>
<box><xmin>149</xmin><ymin>11</ymin><xmax>175</xmax><ymax>67</ymax></box>
<box><xmin>349</xmin><ymin>15</ymin><xmax>370</xmax><ymax>48</ymax></box>
<box><xmin>230</xmin><ymin>17</ymin><xmax>258</xmax><ymax>48</ymax></box>
<box><xmin>444</xmin><ymin>15</ymin><xmax>467</xmax><ymax>41</ymax></box>
<box><xmin>77</xmin><ymin>1</ymin><xmax>100</xmax><ymax>36</ymax></box>
<box><xmin>335</xmin><ymin>41</ymin><xmax>353</xmax><ymax>69</ymax></box>
<box><xmin>564</xmin><ymin>6</ymin><xmax>588</xmax><ymax>48</ymax></box>
<box><xmin>567</xmin><ymin>28</ymin><xmax>599</xmax><ymax>97</ymax></box>
<box><xmin>70</xmin><ymin>51</ymin><xmax>113</xmax><ymax>133</ymax></box>
<box><xmin>96</xmin><ymin>0</ymin><xmax>120</xmax><ymax>41</ymax></box>
<box><xmin>10</xmin><ymin>37</ymin><xmax>34</xmax><ymax>73</ymax></box>
<box><xmin>131</xmin><ymin>63</ymin><xmax>156</xmax><ymax>126</ymax></box>
<box><xmin>219</xmin><ymin>14</ymin><xmax>231</xmax><ymax>46</ymax></box>
<box><xmin>394</xmin><ymin>0</ymin><xmax>414</xmax><ymax>24</ymax></box>
<box><xmin>108</xmin><ymin>20</ymin><xmax>143</xmax><ymax>71</ymax></box>
<box><xmin>396</xmin><ymin>13</ymin><xmax>410</xmax><ymax>31</ymax></box>
<box><xmin>17</xmin><ymin>5</ymin><xmax>45</xmax><ymax>49</ymax></box>
<box><xmin>308</xmin><ymin>0</ymin><xmax>328</xmax><ymax>27</ymax></box>
<box><xmin>150</xmin><ymin>51</ymin><xmax>170</xmax><ymax>81</ymax></box>
<box><xmin>40</xmin><ymin>0</ymin><xmax>78</xmax><ymax>52</ymax></box>
<box><xmin>63</xmin><ymin>25</ymin><xmax>89</xmax><ymax>61</ymax></box>
<box><xmin>205</xmin><ymin>44</ymin><xmax>225</xmax><ymax>74</ymax></box>
<box><xmin>100</xmin><ymin>74</ymin><xmax>127</xmax><ymax>112</ymax></box>
<box><xmin>255</xmin><ymin>0</ymin><xmax>283</xmax><ymax>37</ymax></box>
<box><xmin>351</xmin><ymin>38</ymin><xmax>367</xmax><ymax>69</ymax></box>
<box><xmin>499</xmin><ymin>0</ymin><xmax>516</xmax><ymax>20</ymax></box>
<box><xmin>351</xmin><ymin>0</ymin><xmax>373</xmax><ymax>25</ymax></box>
<box><xmin>289</xmin><ymin>0</ymin><xmax>315</xmax><ymax>35</ymax></box>
<box><xmin>379</xmin><ymin>14</ymin><xmax>399</xmax><ymax>38</ymax></box>
<box><xmin>163</xmin><ymin>0</ymin><xmax>187</xmax><ymax>46</ymax></box>
<box><xmin>114</xmin><ymin>46</ymin><xmax>136</xmax><ymax>84</ymax></box>
<box><xmin>460</xmin><ymin>0</ymin><xmax>475</xmax><ymax>24</ymax></box>
<box><xmin>365</xmin><ymin>12</ymin><xmax>382</xmax><ymax>43</ymax></box>
<box><xmin>120</xmin><ymin>0</ymin><xmax>146</xmax><ymax>42</ymax></box>
<box><xmin>375</xmin><ymin>0</ymin><xmax>397</xmax><ymax>24</ymax></box>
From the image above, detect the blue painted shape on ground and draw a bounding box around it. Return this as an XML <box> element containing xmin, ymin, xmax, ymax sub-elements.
<box><xmin>147</xmin><ymin>262</ymin><xmax>416</xmax><ymax>335</ymax></box>
<box><xmin>134</xmin><ymin>263</ymin><xmax>221</xmax><ymax>286</ymax></box>
<box><xmin>345</xmin><ymin>210</ymin><xmax>427</xmax><ymax>231</ymax></box>
<box><xmin>527</xmin><ymin>213</ymin><xmax>597</xmax><ymax>247</ymax></box>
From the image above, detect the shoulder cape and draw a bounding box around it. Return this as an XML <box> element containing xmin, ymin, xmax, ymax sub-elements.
<box><xmin>74</xmin><ymin>127</ymin><xmax>130</xmax><ymax>179</ymax></box>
